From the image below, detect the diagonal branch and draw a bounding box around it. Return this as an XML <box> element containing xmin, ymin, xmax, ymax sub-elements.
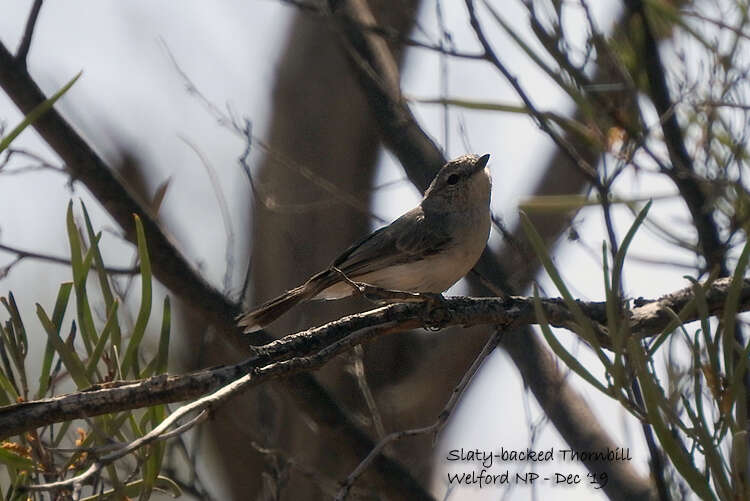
<box><xmin>0</xmin><ymin>41</ymin><xmax>241</xmax><ymax>329</ymax></box>
<box><xmin>623</xmin><ymin>0</ymin><xmax>725</xmax><ymax>272</ymax></box>
<box><xmin>330</xmin><ymin>0</ymin><xmax>447</xmax><ymax>190</ymax></box>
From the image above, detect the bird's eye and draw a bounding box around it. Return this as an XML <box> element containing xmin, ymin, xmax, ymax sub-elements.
<box><xmin>446</xmin><ymin>174</ymin><xmax>460</xmax><ymax>185</ymax></box>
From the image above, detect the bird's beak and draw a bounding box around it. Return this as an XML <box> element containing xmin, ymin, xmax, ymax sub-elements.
<box><xmin>472</xmin><ymin>153</ymin><xmax>490</xmax><ymax>174</ymax></box>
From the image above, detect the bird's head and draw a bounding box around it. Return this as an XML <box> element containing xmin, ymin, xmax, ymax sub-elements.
<box><xmin>422</xmin><ymin>153</ymin><xmax>491</xmax><ymax>212</ymax></box>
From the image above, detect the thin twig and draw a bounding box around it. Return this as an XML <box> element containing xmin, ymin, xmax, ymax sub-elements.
<box><xmin>0</xmin><ymin>243</ymin><xmax>139</xmax><ymax>275</ymax></box>
<box><xmin>335</xmin><ymin>330</ymin><xmax>504</xmax><ymax>499</ymax></box>
<box><xmin>179</xmin><ymin>136</ymin><xmax>236</xmax><ymax>292</ymax></box>
<box><xmin>161</xmin><ymin>41</ymin><xmax>385</xmax><ymax>223</ymax></box>
<box><xmin>464</xmin><ymin>0</ymin><xmax>597</xmax><ymax>182</ymax></box>
<box><xmin>15</xmin><ymin>0</ymin><xmax>43</xmax><ymax>66</ymax></box>
<box><xmin>350</xmin><ymin>345</ymin><xmax>386</xmax><ymax>439</ymax></box>
<box><xmin>624</xmin><ymin>0</ymin><xmax>725</xmax><ymax>272</ymax></box>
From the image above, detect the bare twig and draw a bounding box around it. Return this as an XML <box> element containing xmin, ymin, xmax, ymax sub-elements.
<box><xmin>350</xmin><ymin>345</ymin><xmax>386</xmax><ymax>439</ymax></box>
<box><xmin>0</xmin><ymin>41</ymin><xmax>242</xmax><ymax>330</ymax></box>
<box><xmin>178</xmin><ymin>136</ymin><xmax>236</xmax><ymax>292</ymax></box>
<box><xmin>15</xmin><ymin>0</ymin><xmax>43</xmax><ymax>66</ymax></box>
<box><xmin>276</xmin><ymin>0</ymin><xmax>485</xmax><ymax>60</ymax></box>
<box><xmin>464</xmin><ymin>0</ymin><xmax>597</xmax><ymax>182</ymax></box>
<box><xmin>624</xmin><ymin>0</ymin><xmax>725</xmax><ymax>272</ymax></box>
<box><xmin>335</xmin><ymin>329</ymin><xmax>500</xmax><ymax>499</ymax></box>
<box><xmin>329</xmin><ymin>0</ymin><xmax>447</xmax><ymax>190</ymax></box>
<box><xmin>0</xmin><ymin>242</ymin><xmax>139</xmax><ymax>275</ymax></box>
<box><xmin>161</xmin><ymin>42</ymin><xmax>385</xmax><ymax>224</ymax></box>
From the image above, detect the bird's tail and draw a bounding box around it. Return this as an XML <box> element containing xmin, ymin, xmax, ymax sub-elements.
<box><xmin>237</xmin><ymin>271</ymin><xmax>336</xmax><ymax>333</ymax></box>
<box><xmin>237</xmin><ymin>285</ymin><xmax>311</xmax><ymax>333</ymax></box>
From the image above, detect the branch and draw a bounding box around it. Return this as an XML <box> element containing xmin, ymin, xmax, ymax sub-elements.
<box><xmin>335</xmin><ymin>329</ymin><xmax>505</xmax><ymax>500</ymax></box>
<box><xmin>277</xmin><ymin>0</ymin><xmax>486</xmax><ymax>60</ymax></box>
<box><xmin>464</xmin><ymin>0</ymin><xmax>597</xmax><ymax>181</ymax></box>
<box><xmin>0</xmin><ymin>41</ymin><xmax>240</xmax><ymax>331</ymax></box>
<box><xmin>15</xmin><ymin>0</ymin><xmax>43</xmax><ymax>67</ymax></box>
<box><xmin>0</xmin><ymin>242</ymin><xmax>139</xmax><ymax>275</ymax></box>
<box><xmin>624</xmin><ymin>0</ymin><xmax>725</xmax><ymax>272</ymax></box>
<box><xmin>330</xmin><ymin>0</ymin><xmax>447</xmax><ymax>190</ymax></box>
<box><xmin>3</xmin><ymin>276</ymin><xmax>747</xmax><ymax>440</ymax></box>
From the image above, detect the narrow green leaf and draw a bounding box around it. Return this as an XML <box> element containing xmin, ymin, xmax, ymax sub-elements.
<box><xmin>519</xmin><ymin>194</ymin><xmax>592</xmax><ymax>212</ymax></box>
<box><xmin>0</xmin><ymin>295</ymin><xmax>29</xmax><ymax>398</ymax></box>
<box><xmin>520</xmin><ymin>212</ymin><xmax>611</xmax><ymax>369</ymax></box>
<box><xmin>628</xmin><ymin>337</ymin><xmax>716</xmax><ymax>500</ymax></box>
<box><xmin>533</xmin><ymin>285</ymin><xmax>609</xmax><ymax>394</ymax></box>
<box><xmin>143</xmin><ymin>297</ymin><xmax>171</xmax><ymax>378</ymax></box>
<box><xmin>37</xmin><ymin>282</ymin><xmax>73</xmax><ymax>398</ymax></box>
<box><xmin>0</xmin><ymin>447</ymin><xmax>34</xmax><ymax>470</ymax></box>
<box><xmin>0</xmin><ymin>369</ymin><xmax>17</xmax><ymax>404</ymax></box>
<box><xmin>81</xmin><ymin>203</ymin><xmax>122</xmax><ymax>349</ymax></box>
<box><xmin>85</xmin><ymin>301</ymin><xmax>119</xmax><ymax>377</ymax></box>
<box><xmin>0</xmin><ymin>71</ymin><xmax>82</xmax><ymax>153</ymax></box>
<box><xmin>521</xmin><ymin>193</ymin><xmax>675</xmax><ymax>212</ymax></box>
<box><xmin>122</xmin><ymin>214</ymin><xmax>152</xmax><ymax>377</ymax></box>
<box><xmin>722</xmin><ymin>238</ymin><xmax>750</xmax><ymax>403</ymax></box>
<box><xmin>680</xmin><ymin>394</ymin><xmax>732</xmax><ymax>500</ymax></box>
<box><xmin>0</xmin><ymin>326</ymin><xmax>19</xmax><ymax>399</ymax></box>
<box><xmin>612</xmin><ymin>200</ymin><xmax>651</xmax><ymax>297</ymax></box>
<box><xmin>156</xmin><ymin>297</ymin><xmax>170</xmax><ymax>375</ymax></box>
<box><xmin>36</xmin><ymin>304</ymin><xmax>89</xmax><ymax>389</ymax></box>
<box><xmin>67</xmin><ymin>202</ymin><xmax>95</xmax><ymax>356</ymax></box>
<box><xmin>686</xmin><ymin>276</ymin><xmax>717</xmax><ymax>370</ymax></box>
<box><xmin>52</xmin><ymin>420</ymin><xmax>73</xmax><ymax>449</ymax></box>
<box><xmin>603</xmin><ymin>242</ymin><xmax>626</xmax><ymax>392</ymax></box>
<box><xmin>4</xmin><ymin>293</ymin><xmax>28</xmax><ymax>358</ymax></box>
<box><xmin>142</xmin><ymin>414</ymin><xmax>166</xmax><ymax>501</ymax></box>
<box><xmin>731</xmin><ymin>431</ymin><xmax>749</xmax><ymax>499</ymax></box>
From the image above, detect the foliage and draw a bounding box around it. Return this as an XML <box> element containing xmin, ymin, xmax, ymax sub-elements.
<box><xmin>523</xmin><ymin>203</ymin><xmax>750</xmax><ymax>500</ymax></box>
<box><xmin>0</xmin><ymin>71</ymin><xmax>81</xmax><ymax>154</ymax></box>
<box><xmin>0</xmin><ymin>202</ymin><xmax>177</xmax><ymax>500</ymax></box>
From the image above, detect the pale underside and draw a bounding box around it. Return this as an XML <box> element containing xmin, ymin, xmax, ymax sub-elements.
<box><xmin>314</xmin><ymin>243</ymin><xmax>481</xmax><ymax>299</ymax></box>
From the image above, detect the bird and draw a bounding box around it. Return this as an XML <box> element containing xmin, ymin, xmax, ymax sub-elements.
<box><xmin>238</xmin><ymin>153</ymin><xmax>492</xmax><ymax>333</ymax></box>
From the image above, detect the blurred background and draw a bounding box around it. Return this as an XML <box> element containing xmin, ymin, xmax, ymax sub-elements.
<box><xmin>1</xmin><ymin>0</ymin><xmax>748</xmax><ymax>499</ymax></box>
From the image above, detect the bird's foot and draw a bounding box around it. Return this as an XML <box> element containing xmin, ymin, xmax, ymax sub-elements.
<box><xmin>419</xmin><ymin>293</ymin><xmax>451</xmax><ymax>330</ymax></box>
<box><xmin>331</xmin><ymin>267</ymin><xmax>431</xmax><ymax>304</ymax></box>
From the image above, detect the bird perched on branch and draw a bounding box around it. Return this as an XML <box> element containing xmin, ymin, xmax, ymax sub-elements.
<box><xmin>238</xmin><ymin>153</ymin><xmax>492</xmax><ymax>333</ymax></box>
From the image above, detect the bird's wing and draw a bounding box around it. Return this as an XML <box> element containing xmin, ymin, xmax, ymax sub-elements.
<box><xmin>331</xmin><ymin>207</ymin><xmax>453</xmax><ymax>277</ymax></box>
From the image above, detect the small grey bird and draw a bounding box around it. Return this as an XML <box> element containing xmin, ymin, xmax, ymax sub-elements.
<box><xmin>238</xmin><ymin>153</ymin><xmax>492</xmax><ymax>333</ymax></box>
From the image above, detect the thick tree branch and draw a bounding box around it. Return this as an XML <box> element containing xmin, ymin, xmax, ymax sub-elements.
<box><xmin>0</xmin><ymin>41</ymin><xmax>240</xmax><ymax>328</ymax></box>
<box><xmin>331</xmin><ymin>0</ymin><xmax>446</xmax><ymax>190</ymax></box>
<box><xmin>2</xmin><ymin>276</ymin><xmax>746</xmax><ymax>440</ymax></box>
<box><xmin>624</xmin><ymin>0</ymin><xmax>725</xmax><ymax>272</ymax></box>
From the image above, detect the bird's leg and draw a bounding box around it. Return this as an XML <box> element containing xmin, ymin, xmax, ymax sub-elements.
<box><xmin>330</xmin><ymin>267</ymin><xmax>450</xmax><ymax>328</ymax></box>
<box><xmin>419</xmin><ymin>293</ymin><xmax>451</xmax><ymax>330</ymax></box>
<box><xmin>330</xmin><ymin>267</ymin><xmax>446</xmax><ymax>305</ymax></box>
